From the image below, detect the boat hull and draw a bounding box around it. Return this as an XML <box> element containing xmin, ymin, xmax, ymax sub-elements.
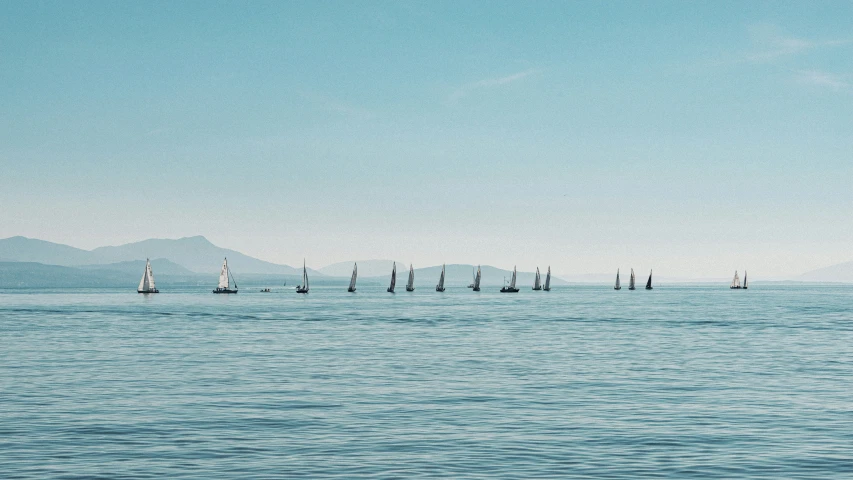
<box><xmin>500</xmin><ymin>287</ymin><xmax>519</xmax><ymax>293</ymax></box>
<box><xmin>296</xmin><ymin>288</ymin><xmax>308</xmax><ymax>294</ymax></box>
<box><xmin>387</xmin><ymin>288</ymin><xmax>394</xmax><ymax>293</ymax></box>
<box><xmin>213</xmin><ymin>288</ymin><xmax>237</xmax><ymax>294</ymax></box>
<box><xmin>543</xmin><ymin>287</ymin><xmax>550</xmax><ymax>291</ymax></box>
<box><xmin>614</xmin><ymin>287</ymin><xmax>621</xmax><ymax>290</ymax></box>
<box><xmin>645</xmin><ymin>286</ymin><xmax>652</xmax><ymax>290</ymax></box>
<box><xmin>532</xmin><ymin>287</ymin><xmax>542</xmax><ymax>291</ymax></box>
<box><xmin>347</xmin><ymin>288</ymin><xmax>356</xmax><ymax>292</ymax></box>
<box><xmin>436</xmin><ymin>287</ymin><xmax>445</xmax><ymax>292</ymax></box>
<box><xmin>629</xmin><ymin>287</ymin><xmax>636</xmax><ymax>290</ymax></box>
<box><xmin>406</xmin><ymin>287</ymin><xmax>414</xmax><ymax>292</ymax></box>
<box><xmin>473</xmin><ymin>287</ymin><xmax>480</xmax><ymax>292</ymax></box>
<box><xmin>137</xmin><ymin>289</ymin><xmax>159</xmax><ymax>294</ymax></box>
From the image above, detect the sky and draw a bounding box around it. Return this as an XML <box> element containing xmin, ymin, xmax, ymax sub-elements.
<box><xmin>1</xmin><ymin>1</ymin><xmax>852</xmax><ymax>278</ymax></box>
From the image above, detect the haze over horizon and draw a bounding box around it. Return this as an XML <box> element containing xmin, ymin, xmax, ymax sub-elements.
<box><xmin>2</xmin><ymin>2</ymin><xmax>852</xmax><ymax>278</ymax></box>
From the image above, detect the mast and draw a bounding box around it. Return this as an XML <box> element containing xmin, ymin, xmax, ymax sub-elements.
<box><xmin>544</xmin><ymin>266</ymin><xmax>551</xmax><ymax>291</ymax></box>
<box><xmin>743</xmin><ymin>271</ymin><xmax>748</xmax><ymax>289</ymax></box>
<box><xmin>348</xmin><ymin>263</ymin><xmax>357</xmax><ymax>291</ymax></box>
<box><xmin>303</xmin><ymin>259</ymin><xmax>308</xmax><ymax>291</ymax></box>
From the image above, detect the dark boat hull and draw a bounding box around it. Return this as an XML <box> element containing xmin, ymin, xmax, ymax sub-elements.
<box><xmin>500</xmin><ymin>287</ymin><xmax>519</xmax><ymax>293</ymax></box>
<box><xmin>296</xmin><ymin>288</ymin><xmax>308</xmax><ymax>294</ymax></box>
<box><xmin>614</xmin><ymin>287</ymin><xmax>621</xmax><ymax>290</ymax></box>
<box><xmin>348</xmin><ymin>288</ymin><xmax>356</xmax><ymax>292</ymax></box>
<box><xmin>532</xmin><ymin>287</ymin><xmax>542</xmax><ymax>291</ymax></box>
<box><xmin>406</xmin><ymin>287</ymin><xmax>414</xmax><ymax>292</ymax></box>
<box><xmin>137</xmin><ymin>289</ymin><xmax>159</xmax><ymax>294</ymax></box>
<box><xmin>436</xmin><ymin>287</ymin><xmax>445</xmax><ymax>292</ymax></box>
<box><xmin>645</xmin><ymin>286</ymin><xmax>652</xmax><ymax>290</ymax></box>
<box><xmin>473</xmin><ymin>287</ymin><xmax>480</xmax><ymax>292</ymax></box>
<box><xmin>213</xmin><ymin>288</ymin><xmax>237</xmax><ymax>294</ymax></box>
<box><xmin>387</xmin><ymin>288</ymin><xmax>395</xmax><ymax>293</ymax></box>
<box><xmin>543</xmin><ymin>287</ymin><xmax>550</xmax><ymax>291</ymax></box>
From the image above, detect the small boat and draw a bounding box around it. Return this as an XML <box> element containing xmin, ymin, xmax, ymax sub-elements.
<box><xmin>730</xmin><ymin>271</ymin><xmax>742</xmax><ymax>289</ymax></box>
<box><xmin>406</xmin><ymin>264</ymin><xmax>415</xmax><ymax>291</ymax></box>
<box><xmin>532</xmin><ymin>267</ymin><xmax>542</xmax><ymax>291</ymax></box>
<box><xmin>260</xmin><ymin>288</ymin><xmax>271</xmax><ymax>293</ymax></box>
<box><xmin>213</xmin><ymin>257</ymin><xmax>238</xmax><ymax>294</ymax></box>
<box><xmin>296</xmin><ymin>259</ymin><xmax>309</xmax><ymax>294</ymax></box>
<box><xmin>500</xmin><ymin>266</ymin><xmax>519</xmax><ymax>292</ymax></box>
<box><xmin>743</xmin><ymin>271</ymin><xmax>748</xmax><ymax>289</ymax></box>
<box><xmin>347</xmin><ymin>262</ymin><xmax>357</xmax><ymax>292</ymax></box>
<box><xmin>645</xmin><ymin>270</ymin><xmax>653</xmax><ymax>290</ymax></box>
<box><xmin>137</xmin><ymin>258</ymin><xmax>159</xmax><ymax>294</ymax></box>
<box><xmin>473</xmin><ymin>265</ymin><xmax>481</xmax><ymax>291</ymax></box>
<box><xmin>387</xmin><ymin>262</ymin><xmax>396</xmax><ymax>293</ymax></box>
<box><xmin>543</xmin><ymin>266</ymin><xmax>551</xmax><ymax>291</ymax></box>
<box><xmin>629</xmin><ymin>268</ymin><xmax>636</xmax><ymax>290</ymax></box>
<box><xmin>467</xmin><ymin>267</ymin><xmax>476</xmax><ymax>288</ymax></box>
<box><xmin>614</xmin><ymin>269</ymin><xmax>621</xmax><ymax>290</ymax></box>
<box><xmin>436</xmin><ymin>264</ymin><xmax>446</xmax><ymax>292</ymax></box>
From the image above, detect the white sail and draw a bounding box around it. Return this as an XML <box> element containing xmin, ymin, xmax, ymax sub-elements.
<box><xmin>437</xmin><ymin>264</ymin><xmax>445</xmax><ymax>289</ymax></box>
<box><xmin>544</xmin><ymin>266</ymin><xmax>550</xmax><ymax>290</ymax></box>
<box><xmin>407</xmin><ymin>264</ymin><xmax>414</xmax><ymax>290</ymax></box>
<box><xmin>474</xmin><ymin>265</ymin><xmax>481</xmax><ymax>290</ymax></box>
<box><xmin>629</xmin><ymin>269</ymin><xmax>636</xmax><ymax>289</ymax></box>
<box><xmin>510</xmin><ymin>266</ymin><xmax>517</xmax><ymax>289</ymax></box>
<box><xmin>349</xmin><ymin>263</ymin><xmax>358</xmax><ymax>291</ymax></box>
<box><xmin>303</xmin><ymin>259</ymin><xmax>309</xmax><ymax>290</ymax></box>
<box><xmin>615</xmin><ymin>269</ymin><xmax>621</xmax><ymax>289</ymax></box>
<box><xmin>219</xmin><ymin>258</ymin><xmax>229</xmax><ymax>289</ymax></box>
<box><xmin>731</xmin><ymin>271</ymin><xmax>740</xmax><ymax>288</ymax></box>
<box><xmin>147</xmin><ymin>260</ymin><xmax>156</xmax><ymax>290</ymax></box>
<box><xmin>534</xmin><ymin>267</ymin><xmax>541</xmax><ymax>289</ymax></box>
<box><xmin>138</xmin><ymin>259</ymin><xmax>150</xmax><ymax>292</ymax></box>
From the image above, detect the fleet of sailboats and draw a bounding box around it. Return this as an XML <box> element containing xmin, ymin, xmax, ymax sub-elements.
<box><xmin>137</xmin><ymin>259</ymin><xmax>158</xmax><ymax>294</ymax></box>
<box><xmin>213</xmin><ymin>257</ymin><xmax>238</xmax><ymax>294</ymax></box>
<box><xmin>406</xmin><ymin>264</ymin><xmax>414</xmax><ymax>291</ymax></box>
<box><xmin>731</xmin><ymin>270</ymin><xmax>748</xmax><ymax>289</ymax></box>
<box><xmin>296</xmin><ymin>259</ymin><xmax>309</xmax><ymax>294</ymax></box>
<box><xmin>348</xmin><ymin>263</ymin><xmax>358</xmax><ymax>292</ymax></box>
<box><xmin>387</xmin><ymin>262</ymin><xmax>396</xmax><ymax>293</ymax></box>
<box><xmin>500</xmin><ymin>266</ymin><xmax>519</xmax><ymax>293</ymax></box>
<box><xmin>436</xmin><ymin>264</ymin><xmax>446</xmax><ymax>292</ymax></box>
<box><xmin>532</xmin><ymin>267</ymin><xmax>542</xmax><ymax>291</ymax></box>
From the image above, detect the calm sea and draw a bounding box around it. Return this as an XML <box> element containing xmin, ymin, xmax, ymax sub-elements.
<box><xmin>1</xmin><ymin>284</ymin><xmax>851</xmax><ymax>478</ymax></box>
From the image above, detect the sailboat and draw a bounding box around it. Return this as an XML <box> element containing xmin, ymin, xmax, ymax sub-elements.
<box><xmin>730</xmin><ymin>271</ymin><xmax>742</xmax><ymax>289</ymax></box>
<box><xmin>137</xmin><ymin>259</ymin><xmax>159</xmax><ymax>294</ymax></box>
<box><xmin>543</xmin><ymin>266</ymin><xmax>551</xmax><ymax>291</ymax></box>
<box><xmin>213</xmin><ymin>257</ymin><xmax>238</xmax><ymax>294</ymax></box>
<box><xmin>473</xmin><ymin>265</ymin><xmax>481</xmax><ymax>292</ymax></box>
<box><xmin>501</xmin><ymin>266</ymin><xmax>519</xmax><ymax>292</ymax></box>
<box><xmin>532</xmin><ymin>267</ymin><xmax>542</xmax><ymax>291</ymax></box>
<box><xmin>629</xmin><ymin>268</ymin><xmax>636</xmax><ymax>290</ymax></box>
<box><xmin>347</xmin><ymin>263</ymin><xmax>357</xmax><ymax>292</ymax></box>
<box><xmin>743</xmin><ymin>271</ymin><xmax>748</xmax><ymax>290</ymax></box>
<box><xmin>296</xmin><ymin>259</ymin><xmax>309</xmax><ymax>294</ymax></box>
<box><xmin>436</xmin><ymin>264</ymin><xmax>446</xmax><ymax>292</ymax></box>
<box><xmin>406</xmin><ymin>264</ymin><xmax>415</xmax><ymax>291</ymax></box>
<box><xmin>614</xmin><ymin>269</ymin><xmax>621</xmax><ymax>290</ymax></box>
<box><xmin>387</xmin><ymin>262</ymin><xmax>396</xmax><ymax>293</ymax></box>
<box><xmin>645</xmin><ymin>270</ymin><xmax>653</xmax><ymax>290</ymax></box>
<box><xmin>467</xmin><ymin>267</ymin><xmax>476</xmax><ymax>288</ymax></box>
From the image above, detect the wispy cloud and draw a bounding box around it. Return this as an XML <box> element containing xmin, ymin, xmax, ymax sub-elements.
<box><xmin>447</xmin><ymin>69</ymin><xmax>539</xmax><ymax>104</ymax></box>
<box><xmin>745</xmin><ymin>24</ymin><xmax>851</xmax><ymax>63</ymax></box>
<box><xmin>796</xmin><ymin>70</ymin><xmax>850</xmax><ymax>90</ymax></box>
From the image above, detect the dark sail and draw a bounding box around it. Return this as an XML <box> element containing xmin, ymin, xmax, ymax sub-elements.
<box><xmin>645</xmin><ymin>270</ymin><xmax>653</xmax><ymax>290</ymax></box>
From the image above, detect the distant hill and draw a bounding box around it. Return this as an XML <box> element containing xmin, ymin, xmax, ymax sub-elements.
<box><xmin>318</xmin><ymin>260</ymin><xmax>408</xmax><ymax>278</ymax></box>
<box><xmin>0</xmin><ymin>261</ymin><xmax>133</xmax><ymax>288</ymax></box>
<box><xmin>0</xmin><ymin>236</ymin><xmax>315</xmax><ymax>276</ymax></box>
<box><xmin>797</xmin><ymin>261</ymin><xmax>853</xmax><ymax>283</ymax></box>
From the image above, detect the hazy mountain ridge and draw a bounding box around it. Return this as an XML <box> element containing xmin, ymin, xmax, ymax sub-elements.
<box><xmin>797</xmin><ymin>261</ymin><xmax>853</xmax><ymax>283</ymax></box>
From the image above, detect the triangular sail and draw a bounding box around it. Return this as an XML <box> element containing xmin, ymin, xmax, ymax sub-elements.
<box><xmin>138</xmin><ymin>259</ymin><xmax>150</xmax><ymax>292</ymax></box>
<box><xmin>731</xmin><ymin>271</ymin><xmax>740</xmax><ymax>288</ymax></box>
<box><xmin>389</xmin><ymin>262</ymin><xmax>396</xmax><ymax>291</ymax></box>
<box><xmin>303</xmin><ymin>260</ymin><xmax>309</xmax><ymax>290</ymax></box>
<box><xmin>510</xmin><ymin>266</ymin><xmax>517</xmax><ymax>289</ymax></box>
<box><xmin>147</xmin><ymin>260</ymin><xmax>156</xmax><ymax>290</ymax></box>
<box><xmin>437</xmin><ymin>264</ymin><xmax>445</xmax><ymax>289</ymax></box>
<box><xmin>544</xmin><ymin>266</ymin><xmax>551</xmax><ymax>290</ymax></box>
<box><xmin>615</xmin><ymin>269</ymin><xmax>621</xmax><ymax>289</ymax></box>
<box><xmin>474</xmin><ymin>265</ymin><xmax>481</xmax><ymax>289</ymax></box>
<box><xmin>629</xmin><ymin>268</ymin><xmax>636</xmax><ymax>289</ymax></box>
<box><xmin>534</xmin><ymin>267</ymin><xmax>541</xmax><ymax>289</ymax></box>
<box><xmin>407</xmin><ymin>264</ymin><xmax>414</xmax><ymax>290</ymax></box>
<box><xmin>349</xmin><ymin>263</ymin><xmax>358</xmax><ymax>291</ymax></box>
<box><xmin>645</xmin><ymin>270</ymin><xmax>652</xmax><ymax>289</ymax></box>
<box><xmin>219</xmin><ymin>258</ymin><xmax>229</xmax><ymax>289</ymax></box>
<box><xmin>743</xmin><ymin>271</ymin><xmax>748</xmax><ymax>289</ymax></box>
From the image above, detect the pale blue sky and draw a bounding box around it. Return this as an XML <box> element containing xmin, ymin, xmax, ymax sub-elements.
<box><xmin>1</xmin><ymin>1</ymin><xmax>852</xmax><ymax>277</ymax></box>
